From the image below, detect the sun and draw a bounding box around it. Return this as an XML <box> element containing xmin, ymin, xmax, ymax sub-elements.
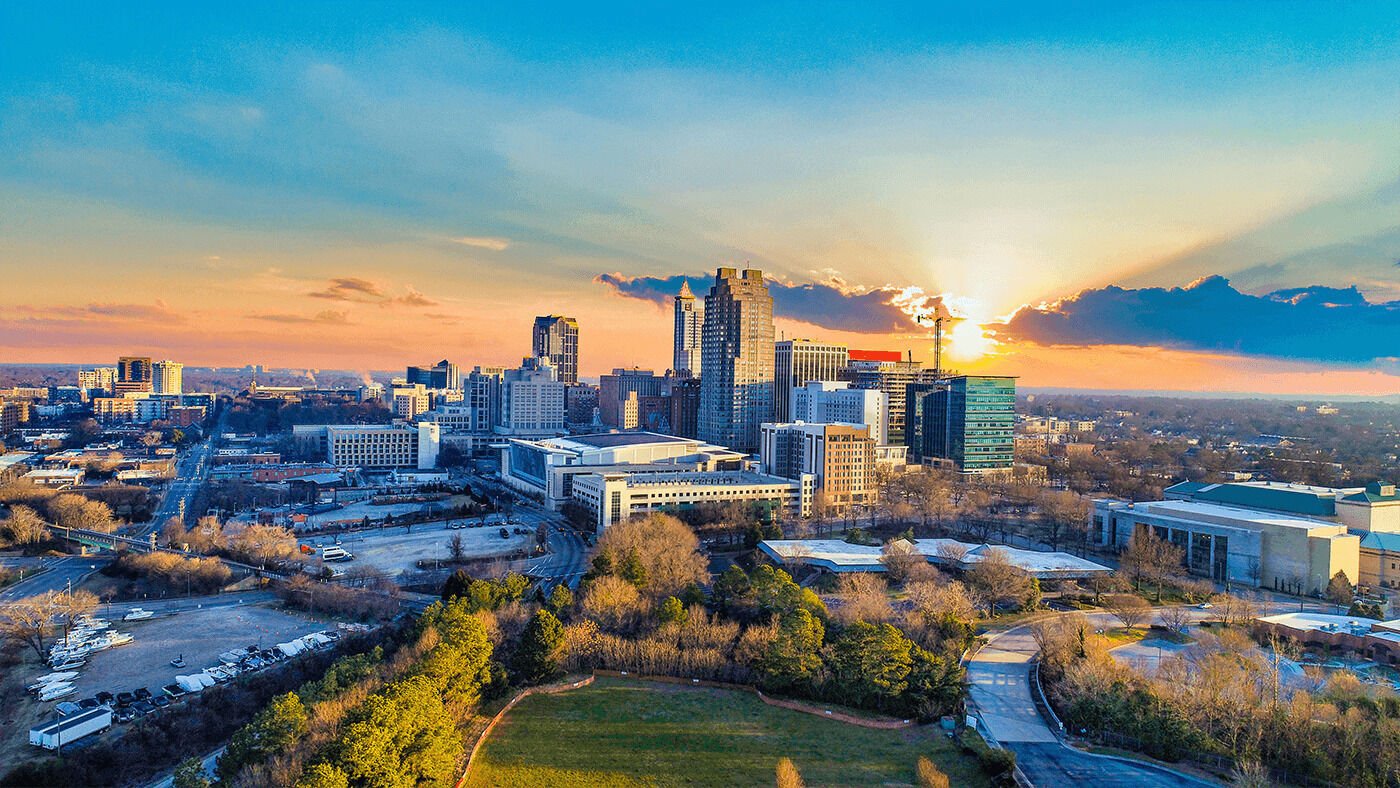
<box><xmin>946</xmin><ymin>316</ymin><xmax>995</xmax><ymax>361</ymax></box>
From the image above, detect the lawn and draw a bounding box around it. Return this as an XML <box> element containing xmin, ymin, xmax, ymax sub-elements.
<box><xmin>465</xmin><ymin>678</ymin><xmax>990</xmax><ymax>787</ymax></box>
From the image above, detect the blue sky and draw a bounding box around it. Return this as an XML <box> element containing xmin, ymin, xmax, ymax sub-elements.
<box><xmin>0</xmin><ymin>2</ymin><xmax>1397</xmax><ymax>392</ymax></box>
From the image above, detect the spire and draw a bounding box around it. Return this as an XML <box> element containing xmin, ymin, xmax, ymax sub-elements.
<box><xmin>677</xmin><ymin>279</ymin><xmax>694</xmax><ymax>299</ymax></box>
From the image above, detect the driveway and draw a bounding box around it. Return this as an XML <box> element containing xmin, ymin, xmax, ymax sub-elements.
<box><xmin>966</xmin><ymin>612</ymin><xmax>1219</xmax><ymax>787</ymax></box>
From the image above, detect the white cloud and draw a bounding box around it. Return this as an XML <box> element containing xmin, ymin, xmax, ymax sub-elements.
<box><xmin>450</xmin><ymin>235</ymin><xmax>510</xmax><ymax>251</ymax></box>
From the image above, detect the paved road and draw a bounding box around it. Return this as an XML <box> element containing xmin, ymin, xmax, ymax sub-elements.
<box><xmin>142</xmin><ymin>411</ymin><xmax>224</xmax><ymax>535</ymax></box>
<box><xmin>529</xmin><ymin>522</ymin><xmax>588</xmax><ymax>589</ymax></box>
<box><xmin>967</xmin><ymin>611</ymin><xmax>1219</xmax><ymax>787</ymax></box>
<box><xmin>0</xmin><ymin>555</ymin><xmax>113</xmax><ymax>603</ymax></box>
<box><xmin>145</xmin><ymin>744</ymin><xmax>225</xmax><ymax>788</ymax></box>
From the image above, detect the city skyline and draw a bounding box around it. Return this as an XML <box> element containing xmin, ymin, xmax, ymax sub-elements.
<box><xmin>1</xmin><ymin>3</ymin><xmax>1398</xmax><ymax>396</ymax></box>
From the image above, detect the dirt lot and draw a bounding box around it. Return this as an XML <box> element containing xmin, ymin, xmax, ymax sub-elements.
<box><xmin>303</xmin><ymin>523</ymin><xmax>532</xmax><ymax>577</ymax></box>
<box><xmin>67</xmin><ymin>604</ymin><xmax>333</xmax><ymax>698</ymax></box>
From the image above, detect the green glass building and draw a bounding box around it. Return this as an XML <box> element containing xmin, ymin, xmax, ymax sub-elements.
<box><xmin>907</xmin><ymin>375</ymin><xmax>1016</xmax><ymax>473</ymax></box>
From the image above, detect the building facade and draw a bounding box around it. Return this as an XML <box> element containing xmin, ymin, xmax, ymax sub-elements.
<box><xmin>77</xmin><ymin>367</ymin><xmax>116</xmax><ymax>394</ymax></box>
<box><xmin>907</xmin><ymin>375</ymin><xmax>1015</xmax><ymax>473</ymax></box>
<box><xmin>572</xmin><ymin>470</ymin><xmax>812</xmax><ymax>533</ymax></box>
<box><xmin>294</xmin><ymin>423</ymin><xmax>440</xmax><ymax>470</ymax></box>
<box><xmin>531</xmin><ymin>315</ymin><xmax>580</xmax><ymax>385</ymax></box>
<box><xmin>673</xmin><ymin>280</ymin><xmax>703</xmax><ymax>377</ymax></box>
<box><xmin>116</xmin><ymin>356</ymin><xmax>153</xmax><ymax>395</ymax></box>
<box><xmin>406</xmin><ymin>359</ymin><xmax>460</xmax><ymax>390</ymax></box>
<box><xmin>152</xmin><ymin>360</ymin><xmax>183</xmax><ymax>395</ymax></box>
<box><xmin>774</xmin><ymin>340</ymin><xmax>849</xmax><ymax>423</ymax></box>
<box><xmin>598</xmin><ymin>368</ymin><xmax>665</xmax><ymax>428</ymax></box>
<box><xmin>843</xmin><ymin>351</ymin><xmax>933</xmax><ymax>445</ymax></box>
<box><xmin>759</xmin><ymin>422</ymin><xmax>877</xmax><ymax>512</ymax></box>
<box><xmin>790</xmin><ymin>381</ymin><xmax>887</xmax><ymax>444</ymax></box>
<box><xmin>698</xmin><ymin>268</ymin><xmax>775</xmax><ymax>454</ymax></box>
<box><xmin>496</xmin><ymin>358</ymin><xmax>566</xmax><ymax>437</ymax></box>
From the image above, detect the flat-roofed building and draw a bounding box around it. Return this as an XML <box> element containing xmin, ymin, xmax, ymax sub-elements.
<box><xmin>500</xmin><ymin>431</ymin><xmax>746</xmax><ymax>508</ymax></box>
<box><xmin>1092</xmin><ymin>498</ymin><xmax>1359</xmax><ymax>594</ymax></box>
<box><xmin>774</xmin><ymin>340</ymin><xmax>849</xmax><ymax>424</ymax></box>
<box><xmin>759</xmin><ymin>421</ymin><xmax>877</xmax><ymax>512</ymax></box>
<box><xmin>573</xmin><ymin>470</ymin><xmax>812</xmax><ymax>533</ymax></box>
<box><xmin>293</xmin><ymin>423</ymin><xmax>439</xmax><ymax>470</ymax></box>
<box><xmin>789</xmin><ymin>381</ymin><xmax>887</xmax><ymax>443</ymax></box>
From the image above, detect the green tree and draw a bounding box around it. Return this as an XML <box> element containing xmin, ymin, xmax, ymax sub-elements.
<box><xmin>441</xmin><ymin>568</ymin><xmax>474</xmax><ymax>600</ymax></box>
<box><xmin>297</xmin><ymin>763</ymin><xmax>350</xmax><ymax>788</ymax></box>
<box><xmin>757</xmin><ymin>609</ymin><xmax>825</xmax><ymax>692</ymax></box>
<box><xmin>172</xmin><ymin>757</ymin><xmax>211</xmax><ymax>788</ymax></box>
<box><xmin>1326</xmin><ymin>570</ymin><xmax>1354</xmax><ymax>610</ymax></box>
<box><xmin>547</xmin><ymin>583</ymin><xmax>574</xmax><ymax>615</ymax></box>
<box><xmin>824</xmin><ymin>622</ymin><xmax>913</xmax><ymax>711</ymax></box>
<box><xmin>217</xmin><ymin>692</ymin><xmax>309</xmax><ymax>782</ymax></box>
<box><xmin>331</xmin><ymin>676</ymin><xmax>460</xmax><ymax>787</ymax></box>
<box><xmin>904</xmin><ymin>646</ymin><xmax>965</xmax><ymax>720</ymax></box>
<box><xmin>512</xmin><ymin>609</ymin><xmax>565</xmax><ymax>683</ymax></box>
<box><xmin>712</xmin><ymin>565</ymin><xmax>752</xmax><ymax>612</ymax></box>
<box><xmin>744</xmin><ymin>522</ymin><xmax>765</xmax><ymax>550</ymax></box>
<box><xmin>679</xmin><ymin>582</ymin><xmax>706</xmax><ymax>608</ymax></box>
<box><xmin>657</xmin><ymin>596</ymin><xmax>687</xmax><ymax>626</ymax></box>
<box><xmin>618</xmin><ymin>548</ymin><xmax>648</xmax><ymax>589</ymax></box>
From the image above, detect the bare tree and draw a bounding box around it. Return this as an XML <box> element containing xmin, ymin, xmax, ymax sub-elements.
<box><xmin>0</xmin><ymin>594</ymin><xmax>60</xmax><ymax>659</ymax></box>
<box><xmin>832</xmin><ymin>573</ymin><xmax>893</xmax><ymax>625</ymax></box>
<box><xmin>879</xmin><ymin>539</ymin><xmax>924</xmax><ymax>584</ymax></box>
<box><xmin>1157</xmin><ymin>605</ymin><xmax>1192</xmax><ymax>634</ymax></box>
<box><xmin>3</xmin><ymin>504</ymin><xmax>50</xmax><ymax>544</ymax></box>
<box><xmin>1104</xmin><ymin>593</ymin><xmax>1151</xmax><ymax>630</ymax></box>
<box><xmin>57</xmin><ymin>590</ymin><xmax>99</xmax><ymax>639</ymax></box>
<box><xmin>966</xmin><ymin>548</ymin><xmax>1036</xmax><ymax>614</ymax></box>
<box><xmin>448</xmin><ymin>532</ymin><xmax>466</xmax><ymax>563</ymax></box>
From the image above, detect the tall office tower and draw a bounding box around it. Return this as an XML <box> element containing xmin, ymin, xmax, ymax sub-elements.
<box><xmin>907</xmin><ymin>375</ymin><xmax>1016</xmax><ymax>474</ymax></box>
<box><xmin>673</xmin><ymin>280</ymin><xmax>703</xmax><ymax>377</ymax></box>
<box><xmin>77</xmin><ymin>367</ymin><xmax>117</xmax><ymax>394</ymax></box>
<box><xmin>466</xmin><ymin>366</ymin><xmax>506</xmax><ymax>433</ymax></box>
<box><xmin>598</xmin><ymin>367</ymin><xmax>665</xmax><ymax>427</ymax></box>
<box><xmin>406</xmin><ymin>359</ymin><xmax>460</xmax><ymax>390</ymax></box>
<box><xmin>532</xmin><ymin>315</ymin><xmax>580</xmax><ymax>385</ymax></box>
<box><xmin>152</xmin><ymin>360</ymin><xmax>184</xmax><ymax>395</ymax></box>
<box><xmin>497</xmin><ymin>357</ymin><xmax>567</xmax><ymax>436</ymax></box>
<box><xmin>844</xmin><ymin>350</ymin><xmax>937</xmax><ymax>445</ymax></box>
<box><xmin>668</xmin><ymin>376</ymin><xmax>702</xmax><ymax>439</ymax></box>
<box><xmin>699</xmin><ymin>268</ymin><xmax>775</xmax><ymax>453</ymax></box>
<box><xmin>116</xmin><ymin>356</ymin><xmax>153</xmax><ymax>395</ymax></box>
<box><xmin>774</xmin><ymin>339</ymin><xmax>849</xmax><ymax>422</ymax></box>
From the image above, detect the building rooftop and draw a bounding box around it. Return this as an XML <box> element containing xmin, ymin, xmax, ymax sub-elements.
<box><xmin>758</xmin><ymin>538</ymin><xmax>1111</xmax><ymax>577</ymax></box>
<box><xmin>0</xmin><ymin>451</ymin><xmax>37</xmax><ymax>470</ymax></box>
<box><xmin>1341</xmin><ymin>482</ymin><xmax>1400</xmax><ymax>504</ymax></box>
<box><xmin>1257</xmin><ymin>612</ymin><xmax>1393</xmax><ymax>637</ymax></box>
<box><xmin>562</xmin><ymin>432</ymin><xmax>691</xmax><ymax>449</ymax></box>
<box><xmin>1164</xmin><ymin>479</ymin><xmax>1364</xmax><ymax>518</ymax></box>
<box><xmin>1360</xmin><ymin>532</ymin><xmax>1400</xmax><ymax>552</ymax></box>
<box><xmin>911</xmin><ymin>538</ymin><xmax>1111</xmax><ymax>576</ymax></box>
<box><xmin>1132</xmin><ymin>499</ymin><xmax>1345</xmax><ymax>532</ymax></box>
<box><xmin>758</xmin><ymin>539</ymin><xmax>887</xmax><ymax>572</ymax></box>
<box><xmin>608</xmin><ymin>470</ymin><xmax>796</xmax><ymax>487</ymax></box>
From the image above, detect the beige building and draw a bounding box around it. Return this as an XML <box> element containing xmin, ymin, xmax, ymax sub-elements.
<box><xmin>759</xmin><ymin>422</ymin><xmax>877</xmax><ymax>512</ymax></box>
<box><xmin>571</xmin><ymin>470</ymin><xmax>813</xmax><ymax>533</ymax></box>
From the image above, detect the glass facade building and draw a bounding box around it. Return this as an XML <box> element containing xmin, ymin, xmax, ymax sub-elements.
<box><xmin>907</xmin><ymin>375</ymin><xmax>1015</xmax><ymax>473</ymax></box>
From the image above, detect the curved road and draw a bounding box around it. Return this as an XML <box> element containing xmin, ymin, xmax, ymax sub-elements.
<box><xmin>967</xmin><ymin>611</ymin><xmax>1219</xmax><ymax>787</ymax></box>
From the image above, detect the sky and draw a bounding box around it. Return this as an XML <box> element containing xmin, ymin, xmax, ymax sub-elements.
<box><xmin>1</xmin><ymin>2</ymin><xmax>1397</xmax><ymax>395</ymax></box>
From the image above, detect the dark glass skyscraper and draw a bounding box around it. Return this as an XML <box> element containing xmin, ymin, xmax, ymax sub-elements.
<box><xmin>531</xmin><ymin>315</ymin><xmax>579</xmax><ymax>385</ymax></box>
<box><xmin>907</xmin><ymin>375</ymin><xmax>1015</xmax><ymax>473</ymax></box>
<box><xmin>698</xmin><ymin>268</ymin><xmax>774</xmax><ymax>453</ymax></box>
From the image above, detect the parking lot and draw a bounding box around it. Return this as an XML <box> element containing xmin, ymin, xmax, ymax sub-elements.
<box><xmin>67</xmin><ymin>603</ymin><xmax>332</xmax><ymax>699</ymax></box>
<box><xmin>308</xmin><ymin>521</ymin><xmax>535</xmax><ymax>577</ymax></box>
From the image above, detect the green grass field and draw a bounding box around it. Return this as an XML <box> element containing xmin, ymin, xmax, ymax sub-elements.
<box><xmin>465</xmin><ymin>678</ymin><xmax>990</xmax><ymax>787</ymax></box>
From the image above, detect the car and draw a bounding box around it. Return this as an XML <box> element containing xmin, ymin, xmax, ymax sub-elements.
<box><xmin>163</xmin><ymin>684</ymin><xmax>186</xmax><ymax>698</ymax></box>
<box><xmin>134</xmin><ymin>687</ymin><xmax>152</xmax><ymax>700</ymax></box>
<box><xmin>1197</xmin><ymin>602</ymin><xmax>1214</xmax><ymax>610</ymax></box>
<box><xmin>151</xmin><ymin>696</ymin><xmax>171</xmax><ymax>708</ymax></box>
<box><xmin>96</xmin><ymin>691</ymin><xmax>115</xmax><ymax>705</ymax></box>
<box><xmin>79</xmin><ymin>697</ymin><xmax>101</xmax><ymax>710</ymax></box>
<box><xmin>116</xmin><ymin>692</ymin><xmax>136</xmax><ymax>707</ymax></box>
<box><xmin>500</xmin><ymin>528</ymin><xmax>509</xmax><ymax>538</ymax></box>
<box><xmin>114</xmin><ymin>708</ymin><xmax>135</xmax><ymax>724</ymax></box>
<box><xmin>133</xmin><ymin>700</ymin><xmax>155</xmax><ymax>716</ymax></box>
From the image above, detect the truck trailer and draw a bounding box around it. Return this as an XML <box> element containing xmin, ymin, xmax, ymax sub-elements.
<box><xmin>29</xmin><ymin>707</ymin><xmax>112</xmax><ymax>750</ymax></box>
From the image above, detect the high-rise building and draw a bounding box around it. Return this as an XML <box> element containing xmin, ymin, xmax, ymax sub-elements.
<box><xmin>390</xmin><ymin>382</ymin><xmax>430</xmax><ymax>420</ymax></box>
<box><xmin>844</xmin><ymin>350</ymin><xmax>935</xmax><ymax>445</ymax></box>
<box><xmin>497</xmin><ymin>357</ymin><xmax>566</xmax><ymax>437</ymax></box>
<box><xmin>77</xmin><ymin>367</ymin><xmax>117</xmax><ymax>394</ymax></box>
<box><xmin>699</xmin><ymin>268</ymin><xmax>775</xmax><ymax>454</ymax></box>
<box><xmin>790</xmin><ymin>381</ymin><xmax>888</xmax><ymax>444</ymax></box>
<box><xmin>760</xmin><ymin>422</ymin><xmax>877</xmax><ymax>512</ymax></box>
<box><xmin>565</xmin><ymin>384</ymin><xmax>600</xmax><ymax>427</ymax></box>
<box><xmin>406</xmin><ymin>359</ymin><xmax>460</xmax><ymax>390</ymax></box>
<box><xmin>532</xmin><ymin>315</ymin><xmax>579</xmax><ymax>385</ymax></box>
<box><xmin>907</xmin><ymin>375</ymin><xmax>1016</xmax><ymax>474</ymax></box>
<box><xmin>774</xmin><ymin>340</ymin><xmax>849</xmax><ymax>422</ymax></box>
<box><xmin>598</xmin><ymin>367</ymin><xmax>665</xmax><ymax>428</ymax></box>
<box><xmin>668</xmin><ymin>376</ymin><xmax>701</xmax><ymax>439</ymax></box>
<box><xmin>466</xmin><ymin>366</ymin><xmax>506</xmax><ymax>433</ymax></box>
<box><xmin>116</xmin><ymin>356</ymin><xmax>153</xmax><ymax>395</ymax></box>
<box><xmin>673</xmin><ymin>280</ymin><xmax>703</xmax><ymax>377</ymax></box>
<box><xmin>152</xmin><ymin>360</ymin><xmax>184</xmax><ymax>395</ymax></box>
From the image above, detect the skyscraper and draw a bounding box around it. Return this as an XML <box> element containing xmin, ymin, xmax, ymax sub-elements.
<box><xmin>774</xmin><ymin>339</ymin><xmax>849</xmax><ymax>421</ymax></box>
<box><xmin>116</xmin><ymin>356</ymin><xmax>153</xmax><ymax>395</ymax></box>
<box><xmin>152</xmin><ymin>360</ymin><xmax>183</xmax><ymax>395</ymax></box>
<box><xmin>844</xmin><ymin>350</ymin><xmax>936</xmax><ymax>445</ymax></box>
<box><xmin>673</xmin><ymin>280</ymin><xmax>703</xmax><ymax>377</ymax></box>
<box><xmin>907</xmin><ymin>375</ymin><xmax>1016</xmax><ymax>474</ymax></box>
<box><xmin>532</xmin><ymin>316</ymin><xmax>579</xmax><ymax>385</ymax></box>
<box><xmin>699</xmin><ymin>268</ymin><xmax>775</xmax><ymax>453</ymax></box>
